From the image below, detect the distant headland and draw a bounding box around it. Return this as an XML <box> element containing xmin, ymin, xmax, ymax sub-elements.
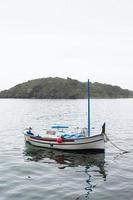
<box><xmin>0</xmin><ymin>77</ymin><xmax>133</xmax><ymax>99</ymax></box>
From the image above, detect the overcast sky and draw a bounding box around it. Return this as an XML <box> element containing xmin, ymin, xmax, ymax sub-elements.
<box><xmin>0</xmin><ymin>0</ymin><xmax>133</xmax><ymax>91</ymax></box>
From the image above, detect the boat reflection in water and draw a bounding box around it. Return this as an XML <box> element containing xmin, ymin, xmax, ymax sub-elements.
<box><xmin>24</xmin><ymin>143</ymin><xmax>107</xmax><ymax>199</ymax></box>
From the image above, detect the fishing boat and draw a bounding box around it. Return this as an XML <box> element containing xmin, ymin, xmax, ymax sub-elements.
<box><xmin>23</xmin><ymin>80</ymin><xmax>106</xmax><ymax>152</ymax></box>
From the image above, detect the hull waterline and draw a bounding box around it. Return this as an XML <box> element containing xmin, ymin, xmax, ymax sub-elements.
<box><xmin>24</xmin><ymin>132</ymin><xmax>105</xmax><ymax>153</ymax></box>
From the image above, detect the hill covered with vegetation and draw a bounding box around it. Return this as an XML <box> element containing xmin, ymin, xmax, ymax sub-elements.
<box><xmin>0</xmin><ymin>77</ymin><xmax>133</xmax><ymax>99</ymax></box>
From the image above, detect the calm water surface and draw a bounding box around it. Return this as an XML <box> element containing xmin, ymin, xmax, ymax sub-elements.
<box><xmin>0</xmin><ymin>99</ymin><xmax>133</xmax><ymax>200</ymax></box>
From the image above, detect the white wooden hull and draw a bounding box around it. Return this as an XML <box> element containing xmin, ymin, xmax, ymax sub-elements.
<box><xmin>24</xmin><ymin>132</ymin><xmax>105</xmax><ymax>152</ymax></box>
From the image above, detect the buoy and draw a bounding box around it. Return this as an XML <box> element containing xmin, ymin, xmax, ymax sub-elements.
<box><xmin>57</xmin><ymin>137</ymin><xmax>63</xmax><ymax>144</ymax></box>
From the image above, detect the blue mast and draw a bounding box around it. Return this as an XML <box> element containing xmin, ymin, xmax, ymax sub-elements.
<box><xmin>88</xmin><ymin>79</ymin><xmax>91</xmax><ymax>137</ymax></box>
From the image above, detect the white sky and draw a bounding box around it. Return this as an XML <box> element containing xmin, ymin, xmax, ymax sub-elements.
<box><xmin>0</xmin><ymin>0</ymin><xmax>133</xmax><ymax>90</ymax></box>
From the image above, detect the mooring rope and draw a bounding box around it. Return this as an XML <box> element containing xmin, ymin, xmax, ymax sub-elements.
<box><xmin>103</xmin><ymin>132</ymin><xmax>130</xmax><ymax>154</ymax></box>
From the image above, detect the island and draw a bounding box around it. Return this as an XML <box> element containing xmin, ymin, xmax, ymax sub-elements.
<box><xmin>0</xmin><ymin>77</ymin><xmax>132</xmax><ymax>99</ymax></box>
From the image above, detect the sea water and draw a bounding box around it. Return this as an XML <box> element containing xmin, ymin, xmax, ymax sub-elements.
<box><xmin>0</xmin><ymin>99</ymin><xmax>133</xmax><ymax>200</ymax></box>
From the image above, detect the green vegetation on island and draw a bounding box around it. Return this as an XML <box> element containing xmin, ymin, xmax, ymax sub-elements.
<box><xmin>0</xmin><ymin>77</ymin><xmax>133</xmax><ymax>99</ymax></box>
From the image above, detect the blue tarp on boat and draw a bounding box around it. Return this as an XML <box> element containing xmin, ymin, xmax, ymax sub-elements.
<box><xmin>62</xmin><ymin>133</ymin><xmax>84</xmax><ymax>139</ymax></box>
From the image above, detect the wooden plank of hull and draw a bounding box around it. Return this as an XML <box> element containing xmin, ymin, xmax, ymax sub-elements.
<box><xmin>24</xmin><ymin>133</ymin><xmax>105</xmax><ymax>152</ymax></box>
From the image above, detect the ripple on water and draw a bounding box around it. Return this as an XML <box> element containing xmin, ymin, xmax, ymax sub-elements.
<box><xmin>0</xmin><ymin>99</ymin><xmax>133</xmax><ymax>200</ymax></box>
